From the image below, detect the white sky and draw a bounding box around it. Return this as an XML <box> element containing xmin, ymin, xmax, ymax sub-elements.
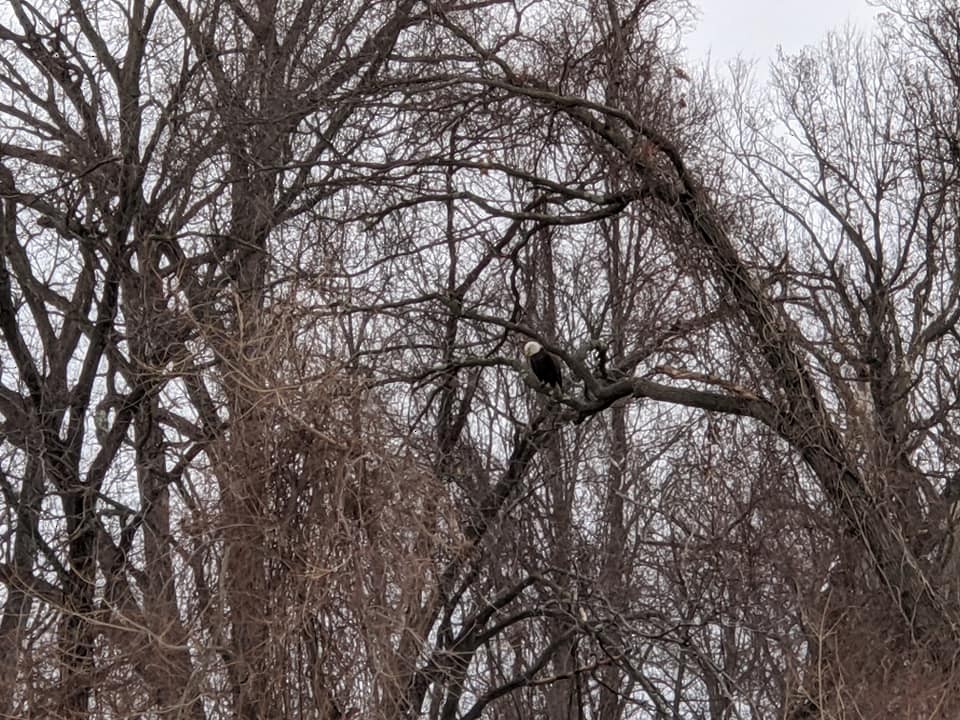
<box><xmin>685</xmin><ymin>0</ymin><xmax>882</xmax><ymax>66</ymax></box>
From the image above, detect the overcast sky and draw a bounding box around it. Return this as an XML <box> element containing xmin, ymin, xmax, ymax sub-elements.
<box><xmin>684</xmin><ymin>0</ymin><xmax>882</xmax><ymax>67</ymax></box>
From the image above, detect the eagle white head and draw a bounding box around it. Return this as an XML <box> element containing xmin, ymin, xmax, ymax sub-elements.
<box><xmin>523</xmin><ymin>341</ymin><xmax>542</xmax><ymax>357</ymax></box>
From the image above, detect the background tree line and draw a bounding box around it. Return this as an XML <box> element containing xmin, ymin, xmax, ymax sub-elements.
<box><xmin>0</xmin><ymin>0</ymin><xmax>958</xmax><ymax>717</ymax></box>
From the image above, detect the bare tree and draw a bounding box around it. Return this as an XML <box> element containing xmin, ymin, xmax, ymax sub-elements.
<box><xmin>4</xmin><ymin>0</ymin><xmax>960</xmax><ymax>718</ymax></box>
<box><xmin>716</xmin><ymin>2</ymin><xmax>960</xmax><ymax>713</ymax></box>
<box><xmin>0</xmin><ymin>0</ymin><xmax>438</xmax><ymax>717</ymax></box>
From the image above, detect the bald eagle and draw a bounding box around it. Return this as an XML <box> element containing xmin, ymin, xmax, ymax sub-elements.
<box><xmin>523</xmin><ymin>341</ymin><xmax>563</xmax><ymax>390</ymax></box>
